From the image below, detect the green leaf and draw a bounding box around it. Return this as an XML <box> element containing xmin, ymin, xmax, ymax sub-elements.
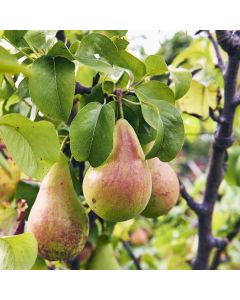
<box><xmin>135</xmin><ymin>80</ymin><xmax>175</xmax><ymax>104</ymax></box>
<box><xmin>170</xmin><ymin>68</ymin><xmax>192</xmax><ymax>100</ymax></box>
<box><xmin>70</xmin><ymin>102</ymin><xmax>115</xmax><ymax>167</ymax></box>
<box><xmin>0</xmin><ymin>233</ymin><xmax>37</xmax><ymax>270</ymax></box>
<box><xmin>24</xmin><ymin>31</ymin><xmax>46</xmax><ymax>51</ymax></box>
<box><xmin>150</xmin><ymin>100</ymin><xmax>185</xmax><ymax>161</ymax></box>
<box><xmin>75</xmin><ymin>33</ymin><xmax>118</xmax><ymax>72</ymax></box>
<box><xmin>69</xmin><ymin>41</ymin><xmax>80</xmax><ymax>55</ymax></box>
<box><xmin>138</xmin><ymin>99</ymin><xmax>164</xmax><ymax>159</ymax></box>
<box><xmin>96</xmin><ymin>30</ymin><xmax>128</xmax><ymax>38</ymax></box>
<box><xmin>112</xmin><ymin>36</ymin><xmax>129</xmax><ymax>50</ymax></box>
<box><xmin>3</xmin><ymin>30</ymin><xmax>28</xmax><ymax>48</ymax></box>
<box><xmin>141</xmin><ymin>101</ymin><xmax>160</xmax><ymax>130</ymax></box>
<box><xmin>115</xmin><ymin>50</ymin><xmax>146</xmax><ymax>82</ymax></box>
<box><xmin>116</xmin><ymin>71</ymin><xmax>130</xmax><ymax>89</ymax></box>
<box><xmin>47</xmin><ymin>41</ymin><xmax>75</xmax><ymax>61</ymax></box>
<box><xmin>102</xmin><ymin>81</ymin><xmax>114</xmax><ymax>94</ymax></box>
<box><xmin>0</xmin><ymin>77</ymin><xmax>14</xmax><ymax>100</ymax></box>
<box><xmin>0</xmin><ymin>46</ymin><xmax>31</xmax><ymax>76</ymax></box>
<box><xmin>0</xmin><ymin>114</ymin><xmax>60</xmax><ymax>179</ymax></box>
<box><xmin>145</xmin><ymin>122</ymin><xmax>164</xmax><ymax>159</ymax></box>
<box><xmin>29</xmin><ymin>56</ymin><xmax>75</xmax><ymax>121</ymax></box>
<box><xmin>76</xmin><ymin>65</ymin><xmax>97</xmax><ymax>87</ymax></box>
<box><xmin>84</xmin><ymin>84</ymin><xmax>104</xmax><ymax>104</ymax></box>
<box><xmin>145</xmin><ymin>55</ymin><xmax>168</xmax><ymax>76</ymax></box>
<box><xmin>17</xmin><ymin>78</ymin><xmax>29</xmax><ymax>100</ymax></box>
<box><xmin>122</xmin><ymin>104</ymin><xmax>140</xmax><ymax>134</ymax></box>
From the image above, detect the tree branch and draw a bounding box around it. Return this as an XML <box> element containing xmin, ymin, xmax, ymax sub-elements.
<box><xmin>192</xmin><ymin>34</ymin><xmax>240</xmax><ymax>269</ymax></box>
<box><xmin>56</xmin><ymin>30</ymin><xmax>66</xmax><ymax>43</ymax></box>
<box><xmin>210</xmin><ymin>220</ymin><xmax>240</xmax><ymax>270</ymax></box>
<box><xmin>121</xmin><ymin>239</ymin><xmax>142</xmax><ymax>270</ymax></box>
<box><xmin>179</xmin><ymin>180</ymin><xmax>207</xmax><ymax>215</ymax></box>
<box><xmin>207</xmin><ymin>31</ymin><xmax>225</xmax><ymax>72</ymax></box>
<box><xmin>216</xmin><ymin>31</ymin><xmax>240</xmax><ymax>57</ymax></box>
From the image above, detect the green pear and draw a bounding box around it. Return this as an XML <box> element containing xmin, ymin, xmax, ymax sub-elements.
<box><xmin>141</xmin><ymin>158</ymin><xmax>179</xmax><ymax>218</ymax></box>
<box><xmin>83</xmin><ymin>119</ymin><xmax>152</xmax><ymax>222</ymax></box>
<box><xmin>27</xmin><ymin>154</ymin><xmax>89</xmax><ymax>261</ymax></box>
<box><xmin>87</xmin><ymin>235</ymin><xmax>120</xmax><ymax>270</ymax></box>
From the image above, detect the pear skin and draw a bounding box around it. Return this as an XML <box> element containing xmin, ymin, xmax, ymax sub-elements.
<box><xmin>141</xmin><ymin>158</ymin><xmax>179</xmax><ymax>218</ymax></box>
<box><xmin>27</xmin><ymin>155</ymin><xmax>89</xmax><ymax>261</ymax></box>
<box><xmin>87</xmin><ymin>235</ymin><xmax>120</xmax><ymax>270</ymax></box>
<box><xmin>83</xmin><ymin>119</ymin><xmax>152</xmax><ymax>222</ymax></box>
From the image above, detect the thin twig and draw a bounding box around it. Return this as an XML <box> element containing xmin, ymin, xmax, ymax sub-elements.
<box><xmin>179</xmin><ymin>180</ymin><xmax>207</xmax><ymax>215</ymax></box>
<box><xmin>14</xmin><ymin>199</ymin><xmax>28</xmax><ymax>235</ymax></box>
<box><xmin>120</xmin><ymin>239</ymin><xmax>142</xmax><ymax>270</ymax></box>
<box><xmin>207</xmin><ymin>31</ymin><xmax>225</xmax><ymax>72</ymax></box>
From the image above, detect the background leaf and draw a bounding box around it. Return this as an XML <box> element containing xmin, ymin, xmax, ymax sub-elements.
<box><xmin>70</xmin><ymin>102</ymin><xmax>115</xmax><ymax>167</ymax></box>
<box><xmin>0</xmin><ymin>114</ymin><xmax>60</xmax><ymax>179</ymax></box>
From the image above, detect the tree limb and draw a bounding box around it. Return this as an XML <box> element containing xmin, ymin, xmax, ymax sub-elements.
<box><xmin>216</xmin><ymin>31</ymin><xmax>240</xmax><ymax>57</ymax></box>
<box><xmin>192</xmin><ymin>33</ymin><xmax>240</xmax><ymax>269</ymax></box>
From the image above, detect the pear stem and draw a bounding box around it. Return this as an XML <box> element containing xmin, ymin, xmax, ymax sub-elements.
<box><xmin>116</xmin><ymin>89</ymin><xmax>124</xmax><ymax>119</ymax></box>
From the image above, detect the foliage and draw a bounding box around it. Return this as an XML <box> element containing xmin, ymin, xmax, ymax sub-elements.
<box><xmin>0</xmin><ymin>30</ymin><xmax>239</xmax><ymax>270</ymax></box>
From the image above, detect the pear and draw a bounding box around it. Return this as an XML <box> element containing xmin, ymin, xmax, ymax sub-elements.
<box><xmin>87</xmin><ymin>235</ymin><xmax>120</xmax><ymax>270</ymax></box>
<box><xmin>130</xmin><ymin>227</ymin><xmax>149</xmax><ymax>246</ymax></box>
<box><xmin>141</xmin><ymin>158</ymin><xmax>179</xmax><ymax>218</ymax></box>
<box><xmin>83</xmin><ymin>119</ymin><xmax>152</xmax><ymax>222</ymax></box>
<box><xmin>27</xmin><ymin>155</ymin><xmax>89</xmax><ymax>261</ymax></box>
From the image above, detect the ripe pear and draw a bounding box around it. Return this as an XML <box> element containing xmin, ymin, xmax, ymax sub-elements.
<box><xmin>141</xmin><ymin>158</ymin><xmax>179</xmax><ymax>218</ymax></box>
<box><xmin>27</xmin><ymin>155</ymin><xmax>89</xmax><ymax>261</ymax></box>
<box><xmin>0</xmin><ymin>159</ymin><xmax>20</xmax><ymax>203</ymax></box>
<box><xmin>87</xmin><ymin>235</ymin><xmax>120</xmax><ymax>270</ymax></box>
<box><xmin>83</xmin><ymin>119</ymin><xmax>152</xmax><ymax>222</ymax></box>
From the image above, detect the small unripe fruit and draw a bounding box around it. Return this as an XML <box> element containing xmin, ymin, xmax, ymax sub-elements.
<box><xmin>87</xmin><ymin>235</ymin><xmax>120</xmax><ymax>270</ymax></box>
<box><xmin>141</xmin><ymin>158</ymin><xmax>179</xmax><ymax>218</ymax></box>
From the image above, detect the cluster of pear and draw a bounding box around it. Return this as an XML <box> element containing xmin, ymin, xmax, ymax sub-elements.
<box><xmin>83</xmin><ymin>118</ymin><xmax>180</xmax><ymax>222</ymax></box>
<box><xmin>26</xmin><ymin>118</ymin><xmax>179</xmax><ymax>263</ymax></box>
